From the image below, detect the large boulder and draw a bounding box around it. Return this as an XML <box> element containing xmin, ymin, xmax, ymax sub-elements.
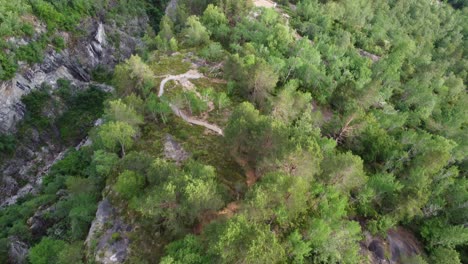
<box><xmin>85</xmin><ymin>199</ymin><xmax>133</xmax><ymax>264</ymax></box>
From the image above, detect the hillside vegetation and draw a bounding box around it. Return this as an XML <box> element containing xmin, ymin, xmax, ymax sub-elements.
<box><xmin>0</xmin><ymin>0</ymin><xmax>467</xmax><ymax>263</ymax></box>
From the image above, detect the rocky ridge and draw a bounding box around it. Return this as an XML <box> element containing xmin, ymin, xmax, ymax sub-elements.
<box><xmin>0</xmin><ymin>14</ymin><xmax>148</xmax><ymax>206</ymax></box>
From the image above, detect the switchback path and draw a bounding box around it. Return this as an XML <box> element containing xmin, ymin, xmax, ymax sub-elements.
<box><xmin>157</xmin><ymin>70</ymin><xmax>224</xmax><ymax>135</ymax></box>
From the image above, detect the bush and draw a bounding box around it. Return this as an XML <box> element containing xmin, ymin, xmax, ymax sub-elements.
<box><xmin>21</xmin><ymin>86</ymin><xmax>51</xmax><ymax>129</ymax></box>
<box><xmin>182</xmin><ymin>16</ymin><xmax>210</xmax><ymax>47</ymax></box>
<box><xmin>114</xmin><ymin>170</ymin><xmax>145</xmax><ymax>199</ymax></box>
<box><xmin>16</xmin><ymin>41</ymin><xmax>44</xmax><ymax>64</ymax></box>
<box><xmin>28</xmin><ymin>237</ymin><xmax>66</xmax><ymax>264</ymax></box>
<box><xmin>0</xmin><ymin>53</ymin><xmax>18</xmax><ymax>80</ymax></box>
<box><xmin>429</xmin><ymin>247</ymin><xmax>461</xmax><ymax>264</ymax></box>
<box><xmin>52</xmin><ymin>36</ymin><xmax>66</xmax><ymax>51</ymax></box>
<box><xmin>57</xmin><ymin>242</ymin><xmax>84</xmax><ymax>264</ymax></box>
<box><xmin>57</xmin><ymin>86</ymin><xmax>107</xmax><ymax>143</ymax></box>
<box><xmin>0</xmin><ymin>134</ymin><xmax>16</xmax><ymax>154</ymax></box>
<box><xmin>199</xmin><ymin>42</ymin><xmax>225</xmax><ymax>61</ymax></box>
<box><xmin>21</xmin><ymin>23</ymin><xmax>34</xmax><ymax>36</ymax></box>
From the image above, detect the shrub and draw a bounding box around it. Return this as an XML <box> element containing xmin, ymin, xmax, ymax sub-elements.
<box><xmin>199</xmin><ymin>42</ymin><xmax>225</xmax><ymax>61</ymax></box>
<box><xmin>28</xmin><ymin>237</ymin><xmax>66</xmax><ymax>264</ymax></box>
<box><xmin>16</xmin><ymin>41</ymin><xmax>44</xmax><ymax>64</ymax></box>
<box><xmin>114</xmin><ymin>170</ymin><xmax>145</xmax><ymax>199</ymax></box>
<box><xmin>52</xmin><ymin>36</ymin><xmax>66</xmax><ymax>51</ymax></box>
<box><xmin>182</xmin><ymin>16</ymin><xmax>210</xmax><ymax>47</ymax></box>
<box><xmin>0</xmin><ymin>54</ymin><xmax>18</xmax><ymax>80</ymax></box>
<box><xmin>0</xmin><ymin>134</ymin><xmax>16</xmax><ymax>154</ymax></box>
<box><xmin>57</xmin><ymin>87</ymin><xmax>107</xmax><ymax>143</ymax></box>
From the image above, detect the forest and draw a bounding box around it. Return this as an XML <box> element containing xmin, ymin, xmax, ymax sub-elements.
<box><xmin>0</xmin><ymin>0</ymin><xmax>467</xmax><ymax>263</ymax></box>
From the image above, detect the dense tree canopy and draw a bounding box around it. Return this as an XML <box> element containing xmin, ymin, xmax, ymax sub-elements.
<box><xmin>1</xmin><ymin>0</ymin><xmax>466</xmax><ymax>263</ymax></box>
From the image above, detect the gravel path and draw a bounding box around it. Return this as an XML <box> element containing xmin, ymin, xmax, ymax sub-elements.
<box><xmin>158</xmin><ymin>70</ymin><xmax>224</xmax><ymax>135</ymax></box>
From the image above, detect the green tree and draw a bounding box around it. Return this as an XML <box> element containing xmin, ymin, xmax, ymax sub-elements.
<box><xmin>114</xmin><ymin>170</ymin><xmax>145</xmax><ymax>199</ymax></box>
<box><xmin>214</xmin><ymin>91</ymin><xmax>231</xmax><ymax>113</ymax></box>
<box><xmin>29</xmin><ymin>238</ymin><xmax>66</xmax><ymax>264</ymax></box>
<box><xmin>271</xmin><ymin>80</ymin><xmax>312</xmax><ymax>124</ymax></box>
<box><xmin>91</xmin><ymin>150</ymin><xmax>119</xmax><ymax>177</ymax></box>
<box><xmin>105</xmin><ymin>99</ymin><xmax>144</xmax><ymax>127</ymax></box>
<box><xmin>57</xmin><ymin>242</ymin><xmax>84</xmax><ymax>264</ymax></box>
<box><xmin>160</xmin><ymin>235</ymin><xmax>209</xmax><ymax>264</ymax></box>
<box><xmin>201</xmin><ymin>4</ymin><xmax>230</xmax><ymax>43</ymax></box>
<box><xmin>306</xmin><ymin>186</ymin><xmax>363</xmax><ymax>264</ymax></box>
<box><xmin>319</xmin><ymin>151</ymin><xmax>367</xmax><ymax>193</ymax></box>
<box><xmin>146</xmin><ymin>94</ymin><xmax>172</xmax><ymax>123</ymax></box>
<box><xmin>429</xmin><ymin>247</ymin><xmax>461</xmax><ymax>264</ymax></box>
<box><xmin>244</xmin><ymin>172</ymin><xmax>310</xmax><ymax>228</ymax></box>
<box><xmin>224</xmin><ymin>102</ymin><xmax>287</xmax><ymax>168</ymax></box>
<box><xmin>133</xmin><ymin>162</ymin><xmax>224</xmax><ymax>235</ymax></box>
<box><xmin>113</xmin><ymin>55</ymin><xmax>155</xmax><ymax>97</ymax></box>
<box><xmin>182</xmin><ymin>16</ymin><xmax>210</xmax><ymax>47</ymax></box>
<box><xmin>209</xmin><ymin>215</ymin><xmax>287</xmax><ymax>263</ymax></box>
<box><xmin>284</xmin><ymin>230</ymin><xmax>312</xmax><ymax>264</ymax></box>
<box><xmin>98</xmin><ymin>121</ymin><xmax>137</xmax><ymax>156</ymax></box>
<box><xmin>248</xmin><ymin>61</ymin><xmax>278</xmax><ymax>109</ymax></box>
<box><xmin>421</xmin><ymin>219</ymin><xmax>468</xmax><ymax>249</ymax></box>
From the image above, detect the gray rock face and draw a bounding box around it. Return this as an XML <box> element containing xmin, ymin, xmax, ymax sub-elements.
<box><xmin>361</xmin><ymin>228</ymin><xmax>422</xmax><ymax>264</ymax></box>
<box><xmin>0</xmin><ymin>121</ymin><xmax>100</xmax><ymax>207</ymax></box>
<box><xmin>164</xmin><ymin>134</ymin><xmax>190</xmax><ymax>164</ymax></box>
<box><xmin>8</xmin><ymin>236</ymin><xmax>29</xmax><ymax>264</ymax></box>
<box><xmin>85</xmin><ymin>199</ymin><xmax>133</xmax><ymax>264</ymax></box>
<box><xmin>0</xmin><ymin>13</ymin><xmax>148</xmax><ymax>206</ymax></box>
<box><xmin>0</xmin><ymin>17</ymin><xmax>147</xmax><ymax>134</ymax></box>
<box><xmin>0</xmin><ymin>145</ymin><xmax>60</xmax><ymax>207</ymax></box>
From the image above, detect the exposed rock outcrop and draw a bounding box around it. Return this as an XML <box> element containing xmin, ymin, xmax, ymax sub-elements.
<box><xmin>0</xmin><ymin>12</ymin><xmax>148</xmax><ymax>206</ymax></box>
<box><xmin>361</xmin><ymin>228</ymin><xmax>423</xmax><ymax>264</ymax></box>
<box><xmin>8</xmin><ymin>236</ymin><xmax>29</xmax><ymax>264</ymax></box>
<box><xmin>85</xmin><ymin>199</ymin><xmax>133</xmax><ymax>264</ymax></box>
<box><xmin>164</xmin><ymin>134</ymin><xmax>190</xmax><ymax>164</ymax></box>
<box><xmin>0</xmin><ymin>119</ymin><xmax>101</xmax><ymax>207</ymax></box>
<box><xmin>0</xmin><ymin>16</ymin><xmax>147</xmax><ymax>134</ymax></box>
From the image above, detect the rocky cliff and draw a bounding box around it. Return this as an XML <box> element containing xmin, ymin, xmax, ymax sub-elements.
<box><xmin>0</xmin><ymin>14</ymin><xmax>148</xmax><ymax>207</ymax></box>
<box><xmin>0</xmin><ymin>16</ymin><xmax>147</xmax><ymax>134</ymax></box>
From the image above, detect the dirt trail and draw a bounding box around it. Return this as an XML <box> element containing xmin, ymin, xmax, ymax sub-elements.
<box><xmin>193</xmin><ymin>202</ymin><xmax>240</xmax><ymax>234</ymax></box>
<box><xmin>253</xmin><ymin>0</ymin><xmax>277</xmax><ymax>8</ymax></box>
<box><xmin>157</xmin><ymin>70</ymin><xmax>224</xmax><ymax>135</ymax></box>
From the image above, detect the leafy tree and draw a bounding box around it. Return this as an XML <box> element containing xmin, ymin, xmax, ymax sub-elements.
<box><xmin>319</xmin><ymin>151</ymin><xmax>367</xmax><ymax>193</ymax></box>
<box><xmin>421</xmin><ymin>219</ymin><xmax>468</xmax><ymax>249</ymax></box>
<box><xmin>57</xmin><ymin>242</ymin><xmax>84</xmax><ymax>264</ymax></box>
<box><xmin>244</xmin><ymin>172</ymin><xmax>310</xmax><ymax>228</ymax></box>
<box><xmin>104</xmin><ymin>99</ymin><xmax>144</xmax><ymax>127</ymax></box>
<box><xmin>224</xmin><ymin>102</ymin><xmax>287</xmax><ymax>167</ymax></box>
<box><xmin>208</xmin><ymin>215</ymin><xmax>287</xmax><ymax>264</ymax></box>
<box><xmin>113</xmin><ymin>55</ymin><xmax>155</xmax><ymax>97</ymax></box>
<box><xmin>248</xmin><ymin>61</ymin><xmax>279</xmax><ymax>109</ymax></box>
<box><xmin>271</xmin><ymin>80</ymin><xmax>312</xmax><ymax>124</ymax></box>
<box><xmin>217</xmin><ymin>0</ymin><xmax>253</xmax><ymax>23</ymax></box>
<box><xmin>160</xmin><ymin>235</ymin><xmax>210</xmax><ymax>264</ymax></box>
<box><xmin>98</xmin><ymin>121</ymin><xmax>137</xmax><ymax>156</ymax></box>
<box><xmin>306</xmin><ymin>186</ymin><xmax>363</xmax><ymax>264</ymax></box>
<box><xmin>201</xmin><ymin>4</ymin><xmax>230</xmax><ymax>43</ymax></box>
<box><xmin>133</xmin><ymin>161</ymin><xmax>224</xmax><ymax>235</ymax></box>
<box><xmin>91</xmin><ymin>150</ymin><xmax>119</xmax><ymax>177</ymax></box>
<box><xmin>199</xmin><ymin>42</ymin><xmax>225</xmax><ymax>61</ymax></box>
<box><xmin>284</xmin><ymin>230</ymin><xmax>312</xmax><ymax>264</ymax></box>
<box><xmin>114</xmin><ymin>170</ymin><xmax>145</xmax><ymax>199</ymax></box>
<box><xmin>182</xmin><ymin>16</ymin><xmax>210</xmax><ymax>47</ymax></box>
<box><xmin>214</xmin><ymin>91</ymin><xmax>231</xmax><ymax>113</ymax></box>
<box><xmin>29</xmin><ymin>238</ymin><xmax>66</xmax><ymax>264</ymax></box>
<box><xmin>0</xmin><ymin>134</ymin><xmax>16</xmax><ymax>154</ymax></box>
<box><xmin>146</xmin><ymin>94</ymin><xmax>172</xmax><ymax>123</ymax></box>
<box><xmin>67</xmin><ymin>193</ymin><xmax>97</xmax><ymax>240</ymax></box>
<box><xmin>429</xmin><ymin>247</ymin><xmax>461</xmax><ymax>264</ymax></box>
